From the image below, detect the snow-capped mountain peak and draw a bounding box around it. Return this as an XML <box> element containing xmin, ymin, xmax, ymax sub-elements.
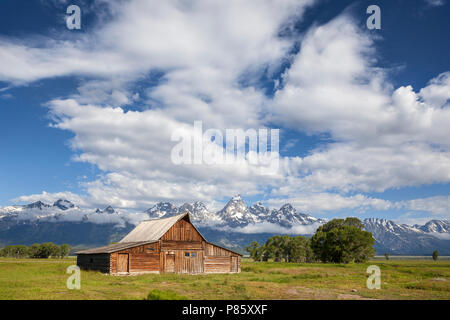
<box><xmin>145</xmin><ymin>202</ymin><xmax>178</xmax><ymax>219</ymax></box>
<box><xmin>361</xmin><ymin>217</ymin><xmax>450</xmax><ymax>254</ymax></box>
<box><xmin>93</xmin><ymin>206</ymin><xmax>116</xmax><ymax>214</ymax></box>
<box><xmin>249</xmin><ymin>202</ymin><xmax>271</xmax><ymax>219</ymax></box>
<box><xmin>363</xmin><ymin>218</ymin><xmax>421</xmax><ymax>234</ymax></box>
<box><xmin>104</xmin><ymin>206</ymin><xmax>115</xmax><ymax>214</ymax></box>
<box><xmin>266</xmin><ymin>203</ymin><xmax>324</xmax><ymax>228</ymax></box>
<box><xmin>217</xmin><ymin>195</ymin><xmax>257</xmax><ymax>227</ymax></box>
<box><xmin>0</xmin><ymin>205</ymin><xmax>23</xmax><ymax>215</ymax></box>
<box><xmin>231</xmin><ymin>194</ymin><xmax>242</xmax><ymax>202</ymax></box>
<box><xmin>178</xmin><ymin>201</ymin><xmax>221</xmax><ymax>225</ymax></box>
<box><xmin>24</xmin><ymin>201</ymin><xmax>51</xmax><ymax>210</ymax></box>
<box><xmin>53</xmin><ymin>199</ymin><xmax>75</xmax><ymax>211</ymax></box>
<box><xmin>416</xmin><ymin>220</ymin><xmax>450</xmax><ymax>233</ymax></box>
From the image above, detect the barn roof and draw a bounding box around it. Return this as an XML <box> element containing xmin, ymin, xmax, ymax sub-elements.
<box><xmin>119</xmin><ymin>211</ymin><xmax>201</xmax><ymax>243</ymax></box>
<box><xmin>75</xmin><ymin>241</ymin><xmax>157</xmax><ymax>254</ymax></box>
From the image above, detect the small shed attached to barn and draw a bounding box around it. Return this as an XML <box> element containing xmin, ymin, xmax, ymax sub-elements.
<box><xmin>76</xmin><ymin>212</ymin><xmax>241</xmax><ymax>274</ymax></box>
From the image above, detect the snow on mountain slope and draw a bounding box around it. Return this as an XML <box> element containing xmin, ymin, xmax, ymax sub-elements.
<box><xmin>0</xmin><ymin>200</ymin><xmax>145</xmax><ymax>228</ymax></box>
<box><xmin>143</xmin><ymin>201</ymin><xmax>221</xmax><ymax>226</ymax></box>
<box><xmin>24</xmin><ymin>201</ymin><xmax>51</xmax><ymax>210</ymax></box>
<box><xmin>416</xmin><ymin>220</ymin><xmax>450</xmax><ymax>233</ymax></box>
<box><xmin>267</xmin><ymin>204</ymin><xmax>324</xmax><ymax>228</ymax></box>
<box><xmin>363</xmin><ymin>218</ymin><xmax>450</xmax><ymax>254</ymax></box>
<box><xmin>249</xmin><ymin>202</ymin><xmax>271</xmax><ymax>220</ymax></box>
<box><xmin>179</xmin><ymin>201</ymin><xmax>222</xmax><ymax>225</ymax></box>
<box><xmin>216</xmin><ymin>195</ymin><xmax>259</xmax><ymax>227</ymax></box>
<box><xmin>145</xmin><ymin>202</ymin><xmax>178</xmax><ymax>219</ymax></box>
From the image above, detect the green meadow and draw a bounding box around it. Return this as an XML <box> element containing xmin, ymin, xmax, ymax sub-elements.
<box><xmin>0</xmin><ymin>258</ymin><xmax>448</xmax><ymax>300</ymax></box>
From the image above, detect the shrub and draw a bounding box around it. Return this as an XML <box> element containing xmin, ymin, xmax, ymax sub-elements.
<box><xmin>432</xmin><ymin>250</ymin><xmax>439</xmax><ymax>261</ymax></box>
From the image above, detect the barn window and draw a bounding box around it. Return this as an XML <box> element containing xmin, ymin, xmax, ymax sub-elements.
<box><xmin>146</xmin><ymin>248</ymin><xmax>154</xmax><ymax>252</ymax></box>
<box><xmin>185</xmin><ymin>252</ymin><xmax>190</xmax><ymax>257</ymax></box>
<box><xmin>191</xmin><ymin>252</ymin><xmax>196</xmax><ymax>258</ymax></box>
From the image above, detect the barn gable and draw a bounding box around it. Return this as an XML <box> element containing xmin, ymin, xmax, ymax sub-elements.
<box><xmin>160</xmin><ymin>215</ymin><xmax>204</xmax><ymax>241</ymax></box>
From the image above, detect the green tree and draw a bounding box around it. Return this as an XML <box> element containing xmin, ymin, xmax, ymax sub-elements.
<box><xmin>287</xmin><ymin>236</ymin><xmax>312</xmax><ymax>262</ymax></box>
<box><xmin>59</xmin><ymin>244</ymin><xmax>72</xmax><ymax>258</ymax></box>
<box><xmin>0</xmin><ymin>245</ymin><xmax>29</xmax><ymax>258</ymax></box>
<box><xmin>264</xmin><ymin>236</ymin><xmax>285</xmax><ymax>262</ymax></box>
<box><xmin>432</xmin><ymin>250</ymin><xmax>439</xmax><ymax>261</ymax></box>
<box><xmin>310</xmin><ymin>217</ymin><xmax>375</xmax><ymax>263</ymax></box>
<box><xmin>261</xmin><ymin>244</ymin><xmax>271</xmax><ymax>262</ymax></box>
<box><xmin>47</xmin><ymin>243</ymin><xmax>61</xmax><ymax>258</ymax></box>
<box><xmin>245</xmin><ymin>241</ymin><xmax>262</xmax><ymax>262</ymax></box>
<box><xmin>0</xmin><ymin>246</ymin><xmax>11</xmax><ymax>257</ymax></box>
<box><xmin>248</xmin><ymin>235</ymin><xmax>315</xmax><ymax>263</ymax></box>
<box><xmin>0</xmin><ymin>246</ymin><xmax>13</xmax><ymax>257</ymax></box>
<box><xmin>14</xmin><ymin>245</ymin><xmax>29</xmax><ymax>258</ymax></box>
<box><xmin>286</xmin><ymin>236</ymin><xmax>302</xmax><ymax>262</ymax></box>
<box><xmin>31</xmin><ymin>242</ymin><xmax>60</xmax><ymax>258</ymax></box>
<box><xmin>28</xmin><ymin>243</ymin><xmax>42</xmax><ymax>258</ymax></box>
<box><xmin>385</xmin><ymin>253</ymin><xmax>390</xmax><ymax>260</ymax></box>
<box><xmin>38</xmin><ymin>243</ymin><xmax>52</xmax><ymax>258</ymax></box>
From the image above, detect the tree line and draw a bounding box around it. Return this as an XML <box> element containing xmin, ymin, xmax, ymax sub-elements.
<box><xmin>246</xmin><ymin>235</ymin><xmax>315</xmax><ymax>263</ymax></box>
<box><xmin>0</xmin><ymin>243</ymin><xmax>72</xmax><ymax>259</ymax></box>
<box><xmin>246</xmin><ymin>217</ymin><xmax>376</xmax><ymax>264</ymax></box>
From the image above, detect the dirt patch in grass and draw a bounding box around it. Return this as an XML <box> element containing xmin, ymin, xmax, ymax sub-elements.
<box><xmin>337</xmin><ymin>293</ymin><xmax>376</xmax><ymax>300</ymax></box>
<box><xmin>431</xmin><ymin>278</ymin><xmax>447</xmax><ymax>282</ymax></box>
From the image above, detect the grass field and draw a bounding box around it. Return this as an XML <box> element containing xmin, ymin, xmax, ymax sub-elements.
<box><xmin>0</xmin><ymin>258</ymin><xmax>449</xmax><ymax>300</ymax></box>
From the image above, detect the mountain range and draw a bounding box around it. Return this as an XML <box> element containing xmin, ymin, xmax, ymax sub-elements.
<box><xmin>0</xmin><ymin>195</ymin><xmax>449</xmax><ymax>255</ymax></box>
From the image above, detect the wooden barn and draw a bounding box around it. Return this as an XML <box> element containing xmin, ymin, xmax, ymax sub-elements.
<box><xmin>76</xmin><ymin>212</ymin><xmax>241</xmax><ymax>275</ymax></box>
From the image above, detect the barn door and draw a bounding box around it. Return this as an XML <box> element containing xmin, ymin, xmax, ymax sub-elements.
<box><xmin>165</xmin><ymin>254</ymin><xmax>175</xmax><ymax>273</ymax></box>
<box><xmin>231</xmin><ymin>256</ymin><xmax>238</xmax><ymax>273</ymax></box>
<box><xmin>118</xmin><ymin>253</ymin><xmax>129</xmax><ymax>273</ymax></box>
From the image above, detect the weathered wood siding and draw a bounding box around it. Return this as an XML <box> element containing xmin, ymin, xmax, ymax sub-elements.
<box><xmin>204</xmin><ymin>255</ymin><xmax>241</xmax><ymax>273</ymax></box>
<box><xmin>161</xmin><ymin>219</ymin><xmax>203</xmax><ymax>241</ymax></box>
<box><xmin>231</xmin><ymin>256</ymin><xmax>239</xmax><ymax>273</ymax></box>
<box><xmin>204</xmin><ymin>242</ymin><xmax>241</xmax><ymax>273</ymax></box>
<box><xmin>110</xmin><ymin>242</ymin><xmax>160</xmax><ymax>274</ymax></box>
<box><xmin>163</xmin><ymin>253</ymin><xmax>175</xmax><ymax>272</ymax></box>
<box><xmin>204</xmin><ymin>256</ymin><xmax>230</xmax><ymax>273</ymax></box>
<box><xmin>205</xmin><ymin>243</ymin><xmax>234</xmax><ymax>256</ymax></box>
<box><xmin>159</xmin><ymin>250</ymin><xmax>204</xmax><ymax>274</ymax></box>
<box><xmin>161</xmin><ymin>240</ymin><xmax>203</xmax><ymax>251</ymax></box>
<box><xmin>77</xmin><ymin>253</ymin><xmax>110</xmax><ymax>273</ymax></box>
<box><xmin>176</xmin><ymin>250</ymin><xmax>204</xmax><ymax>274</ymax></box>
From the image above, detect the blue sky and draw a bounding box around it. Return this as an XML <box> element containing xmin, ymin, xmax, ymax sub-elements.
<box><xmin>0</xmin><ymin>0</ymin><xmax>449</xmax><ymax>224</ymax></box>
